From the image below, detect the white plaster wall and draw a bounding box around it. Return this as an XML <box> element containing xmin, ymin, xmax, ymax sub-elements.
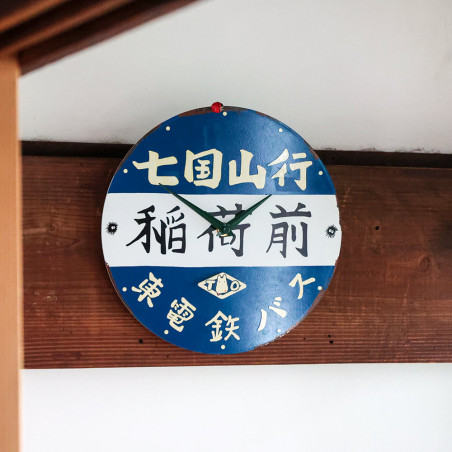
<box><xmin>21</xmin><ymin>1</ymin><xmax>452</xmax><ymax>450</ymax></box>
<box><xmin>19</xmin><ymin>0</ymin><xmax>452</xmax><ymax>152</ymax></box>
<box><xmin>23</xmin><ymin>365</ymin><xmax>452</xmax><ymax>452</ymax></box>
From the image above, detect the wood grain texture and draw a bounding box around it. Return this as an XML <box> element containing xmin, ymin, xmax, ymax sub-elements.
<box><xmin>0</xmin><ymin>57</ymin><xmax>21</xmax><ymax>452</ymax></box>
<box><xmin>23</xmin><ymin>155</ymin><xmax>452</xmax><ymax>368</ymax></box>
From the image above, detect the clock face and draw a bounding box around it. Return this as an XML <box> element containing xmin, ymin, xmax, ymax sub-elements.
<box><xmin>101</xmin><ymin>106</ymin><xmax>341</xmax><ymax>354</ymax></box>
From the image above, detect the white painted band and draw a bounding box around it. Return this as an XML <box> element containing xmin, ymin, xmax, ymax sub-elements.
<box><xmin>102</xmin><ymin>193</ymin><xmax>341</xmax><ymax>268</ymax></box>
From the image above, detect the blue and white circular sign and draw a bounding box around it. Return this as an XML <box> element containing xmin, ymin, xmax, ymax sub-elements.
<box><xmin>102</xmin><ymin>105</ymin><xmax>341</xmax><ymax>354</ymax></box>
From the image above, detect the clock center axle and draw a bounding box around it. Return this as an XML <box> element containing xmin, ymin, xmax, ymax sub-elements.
<box><xmin>218</xmin><ymin>224</ymin><xmax>232</xmax><ymax>236</ymax></box>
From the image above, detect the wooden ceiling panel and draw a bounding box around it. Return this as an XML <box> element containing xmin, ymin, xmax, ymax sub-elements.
<box><xmin>0</xmin><ymin>0</ymin><xmax>199</xmax><ymax>73</ymax></box>
<box><xmin>0</xmin><ymin>0</ymin><xmax>69</xmax><ymax>33</ymax></box>
<box><xmin>0</xmin><ymin>0</ymin><xmax>134</xmax><ymax>56</ymax></box>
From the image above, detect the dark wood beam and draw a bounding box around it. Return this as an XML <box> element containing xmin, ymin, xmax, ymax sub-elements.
<box><xmin>0</xmin><ymin>0</ymin><xmax>134</xmax><ymax>56</ymax></box>
<box><xmin>21</xmin><ymin>141</ymin><xmax>452</xmax><ymax>168</ymax></box>
<box><xmin>22</xmin><ymin>147</ymin><xmax>452</xmax><ymax>368</ymax></box>
<box><xmin>0</xmin><ymin>0</ymin><xmax>68</xmax><ymax>34</ymax></box>
<box><xmin>0</xmin><ymin>0</ymin><xmax>200</xmax><ymax>74</ymax></box>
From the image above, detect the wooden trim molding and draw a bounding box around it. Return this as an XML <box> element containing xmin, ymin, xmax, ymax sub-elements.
<box><xmin>0</xmin><ymin>56</ymin><xmax>21</xmax><ymax>452</ymax></box>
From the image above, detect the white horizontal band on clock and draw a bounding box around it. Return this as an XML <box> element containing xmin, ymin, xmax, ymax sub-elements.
<box><xmin>102</xmin><ymin>193</ymin><xmax>341</xmax><ymax>268</ymax></box>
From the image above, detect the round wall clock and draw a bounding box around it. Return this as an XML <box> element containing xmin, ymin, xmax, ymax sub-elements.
<box><xmin>101</xmin><ymin>104</ymin><xmax>341</xmax><ymax>354</ymax></box>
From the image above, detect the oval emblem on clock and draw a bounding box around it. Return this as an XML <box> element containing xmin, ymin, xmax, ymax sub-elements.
<box><xmin>101</xmin><ymin>105</ymin><xmax>341</xmax><ymax>354</ymax></box>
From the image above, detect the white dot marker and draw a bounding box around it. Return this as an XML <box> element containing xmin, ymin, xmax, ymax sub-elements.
<box><xmin>318</xmin><ymin>171</ymin><xmax>323</xmax><ymax>175</ymax></box>
<box><xmin>166</xmin><ymin>126</ymin><xmax>171</xmax><ymax>131</ymax></box>
<box><xmin>278</xmin><ymin>128</ymin><xmax>283</xmax><ymax>132</ymax></box>
<box><xmin>221</xmin><ymin>345</ymin><xmax>225</xmax><ymax>350</ymax></box>
<box><xmin>164</xmin><ymin>330</ymin><xmax>169</xmax><ymax>335</ymax></box>
<box><xmin>318</xmin><ymin>286</ymin><xmax>323</xmax><ymax>291</ymax></box>
<box><xmin>223</xmin><ymin>111</ymin><xmax>227</xmax><ymax>116</ymax></box>
<box><xmin>275</xmin><ymin>296</ymin><xmax>282</xmax><ymax>301</ymax></box>
<box><xmin>122</xmin><ymin>287</ymin><xmax>127</xmax><ymax>292</ymax></box>
<box><xmin>123</xmin><ymin>169</ymin><xmax>128</xmax><ymax>174</ymax></box>
<box><xmin>277</xmin><ymin>328</ymin><xmax>282</xmax><ymax>333</ymax></box>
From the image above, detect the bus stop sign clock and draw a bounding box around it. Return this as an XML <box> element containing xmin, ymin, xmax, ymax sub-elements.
<box><xmin>101</xmin><ymin>104</ymin><xmax>341</xmax><ymax>354</ymax></box>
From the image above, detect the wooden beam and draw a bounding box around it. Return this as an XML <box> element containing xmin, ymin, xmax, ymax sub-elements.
<box><xmin>0</xmin><ymin>56</ymin><xmax>21</xmax><ymax>452</ymax></box>
<box><xmin>0</xmin><ymin>0</ymin><xmax>68</xmax><ymax>34</ymax></box>
<box><xmin>0</xmin><ymin>0</ymin><xmax>199</xmax><ymax>73</ymax></box>
<box><xmin>5</xmin><ymin>0</ymin><xmax>199</xmax><ymax>74</ymax></box>
<box><xmin>21</xmin><ymin>141</ymin><xmax>452</xmax><ymax>168</ymax></box>
<box><xmin>0</xmin><ymin>0</ymin><xmax>135</xmax><ymax>56</ymax></box>
<box><xmin>22</xmin><ymin>152</ymin><xmax>452</xmax><ymax>368</ymax></box>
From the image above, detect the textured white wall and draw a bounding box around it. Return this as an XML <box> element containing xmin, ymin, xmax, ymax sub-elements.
<box><xmin>19</xmin><ymin>0</ymin><xmax>452</xmax><ymax>152</ymax></box>
<box><xmin>23</xmin><ymin>365</ymin><xmax>452</xmax><ymax>452</ymax></box>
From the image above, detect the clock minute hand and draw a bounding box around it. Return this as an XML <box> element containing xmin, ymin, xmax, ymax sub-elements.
<box><xmin>159</xmin><ymin>184</ymin><xmax>226</xmax><ymax>232</ymax></box>
<box><xmin>226</xmin><ymin>194</ymin><xmax>272</xmax><ymax>231</ymax></box>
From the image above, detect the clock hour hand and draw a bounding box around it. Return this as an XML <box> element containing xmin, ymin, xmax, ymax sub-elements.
<box><xmin>159</xmin><ymin>184</ymin><xmax>226</xmax><ymax>232</ymax></box>
<box><xmin>225</xmin><ymin>194</ymin><xmax>272</xmax><ymax>233</ymax></box>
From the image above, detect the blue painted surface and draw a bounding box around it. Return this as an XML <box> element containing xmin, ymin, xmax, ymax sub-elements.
<box><xmin>110</xmin><ymin>266</ymin><xmax>334</xmax><ymax>355</ymax></box>
<box><xmin>109</xmin><ymin>108</ymin><xmax>335</xmax><ymax>196</ymax></box>
<box><xmin>102</xmin><ymin>106</ymin><xmax>340</xmax><ymax>354</ymax></box>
